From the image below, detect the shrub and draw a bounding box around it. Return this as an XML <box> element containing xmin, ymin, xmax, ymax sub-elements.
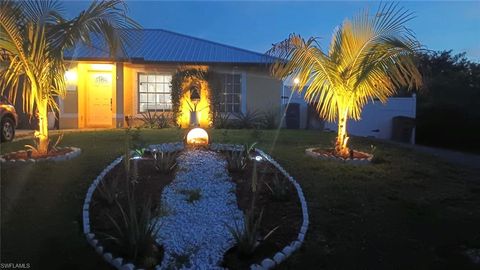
<box><xmin>224</xmin><ymin>142</ymin><xmax>257</xmax><ymax>172</ymax></box>
<box><xmin>228</xmin><ymin>160</ymin><xmax>278</xmax><ymax>257</ymax></box>
<box><xmin>104</xmin><ymin>195</ymin><xmax>161</xmax><ymax>263</ymax></box>
<box><xmin>153</xmin><ymin>150</ymin><xmax>179</xmax><ymax>173</ymax></box>
<box><xmin>233</xmin><ymin>110</ymin><xmax>262</xmax><ymax>129</ymax></box>
<box><xmin>227</xmin><ymin>208</ymin><xmax>263</xmax><ymax>257</ymax></box>
<box><xmin>157</xmin><ymin>114</ymin><xmax>170</xmax><ymax>129</ymax></box>
<box><xmin>139</xmin><ymin>111</ymin><xmax>159</xmax><ymax>128</ymax></box>
<box><xmin>261</xmin><ymin>108</ymin><xmax>279</xmax><ymax>129</ymax></box>
<box><xmin>101</xmin><ymin>129</ymin><xmax>163</xmax><ymax>264</ymax></box>
<box><xmin>97</xmin><ymin>177</ymin><xmax>123</xmax><ymax>206</ymax></box>
<box><xmin>225</xmin><ymin>150</ymin><xmax>248</xmax><ymax>172</ymax></box>
<box><xmin>214</xmin><ymin>112</ymin><xmax>232</xmax><ymax>129</ymax></box>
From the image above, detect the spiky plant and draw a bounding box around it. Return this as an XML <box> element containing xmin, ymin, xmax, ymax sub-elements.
<box><xmin>268</xmin><ymin>3</ymin><xmax>422</xmax><ymax>157</ymax></box>
<box><xmin>0</xmin><ymin>0</ymin><xmax>139</xmax><ymax>154</ymax></box>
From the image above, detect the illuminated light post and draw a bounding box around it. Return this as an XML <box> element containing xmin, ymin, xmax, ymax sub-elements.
<box><xmin>189</xmin><ymin>83</ymin><xmax>201</xmax><ymax>126</ymax></box>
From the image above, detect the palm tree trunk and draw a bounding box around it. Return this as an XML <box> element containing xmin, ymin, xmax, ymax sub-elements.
<box><xmin>335</xmin><ymin>109</ymin><xmax>350</xmax><ymax>157</ymax></box>
<box><xmin>36</xmin><ymin>98</ymin><xmax>49</xmax><ymax>155</ymax></box>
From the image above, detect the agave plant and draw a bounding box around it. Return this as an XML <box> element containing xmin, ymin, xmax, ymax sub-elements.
<box><xmin>139</xmin><ymin>111</ymin><xmax>160</xmax><ymax>128</ymax></box>
<box><xmin>265</xmin><ymin>173</ymin><xmax>289</xmax><ymax>201</ymax></box>
<box><xmin>268</xmin><ymin>3</ymin><xmax>422</xmax><ymax>157</ymax></box>
<box><xmin>0</xmin><ymin>0</ymin><xmax>139</xmax><ymax>154</ymax></box>
<box><xmin>153</xmin><ymin>150</ymin><xmax>179</xmax><ymax>173</ymax></box>
<box><xmin>97</xmin><ymin>176</ymin><xmax>123</xmax><ymax>206</ymax></box>
<box><xmin>224</xmin><ymin>150</ymin><xmax>248</xmax><ymax>172</ymax></box>
<box><xmin>104</xmin><ymin>195</ymin><xmax>161</xmax><ymax>263</ymax></box>
<box><xmin>214</xmin><ymin>112</ymin><xmax>232</xmax><ymax>129</ymax></box>
<box><xmin>227</xmin><ymin>208</ymin><xmax>264</xmax><ymax>257</ymax></box>
<box><xmin>233</xmin><ymin>110</ymin><xmax>262</xmax><ymax>129</ymax></box>
<box><xmin>157</xmin><ymin>114</ymin><xmax>170</xmax><ymax>129</ymax></box>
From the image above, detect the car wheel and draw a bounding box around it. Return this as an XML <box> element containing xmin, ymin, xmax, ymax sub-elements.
<box><xmin>1</xmin><ymin>117</ymin><xmax>15</xmax><ymax>142</ymax></box>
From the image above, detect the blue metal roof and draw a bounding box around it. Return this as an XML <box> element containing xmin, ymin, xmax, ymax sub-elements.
<box><xmin>64</xmin><ymin>29</ymin><xmax>276</xmax><ymax>64</ymax></box>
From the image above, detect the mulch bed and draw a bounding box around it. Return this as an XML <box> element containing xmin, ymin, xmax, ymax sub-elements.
<box><xmin>89</xmin><ymin>158</ymin><xmax>175</xmax><ymax>269</ymax></box>
<box><xmin>2</xmin><ymin>148</ymin><xmax>73</xmax><ymax>160</ymax></box>
<box><xmin>89</xmin><ymin>150</ymin><xmax>302</xmax><ymax>269</ymax></box>
<box><xmin>222</xmin><ymin>160</ymin><xmax>303</xmax><ymax>269</ymax></box>
<box><xmin>312</xmin><ymin>148</ymin><xmax>372</xmax><ymax>159</ymax></box>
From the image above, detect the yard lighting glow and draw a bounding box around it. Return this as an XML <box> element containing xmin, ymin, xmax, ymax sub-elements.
<box><xmin>65</xmin><ymin>69</ymin><xmax>77</xmax><ymax>82</ymax></box>
<box><xmin>293</xmin><ymin>77</ymin><xmax>300</xmax><ymax>85</ymax></box>
<box><xmin>254</xmin><ymin>155</ymin><xmax>263</xmax><ymax>162</ymax></box>
<box><xmin>186</xmin><ymin>128</ymin><xmax>209</xmax><ymax>146</ymax></box>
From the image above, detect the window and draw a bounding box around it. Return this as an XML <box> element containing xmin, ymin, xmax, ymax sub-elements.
<box><xmin>138</xmin><ymin>73</ymin><xmax>172</xmax><ymax>112</ymax></box>
<box><xmin>219</xmin><ymin>73</ymin><xmax>242</xmax><ymax>113</ymax></box>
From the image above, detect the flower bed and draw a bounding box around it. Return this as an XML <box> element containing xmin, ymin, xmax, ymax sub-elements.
<box><xmin>305</xmin><ymin>147</ymin><xmax>373</xmax><ymax>165</ymax></box>
<box><xmin>0</xmin><ymin>147</ymin><xmax>81</xmax><ymax>163</ymax></box>
<box><xmin>83</xmin><ymin>143</ymin><xmax>309</xmax><ymax>270</ymax></box>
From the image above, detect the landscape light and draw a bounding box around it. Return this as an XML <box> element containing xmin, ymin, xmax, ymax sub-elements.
<box><xmin>186</xmin><ymin>128</ymin><xmax>209</xmax><ymax>146</ymax></box>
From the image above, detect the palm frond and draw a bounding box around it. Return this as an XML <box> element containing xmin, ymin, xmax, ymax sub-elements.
<box><xmin>269</xmin><ymin>2</ymin><xmax>422</xmax><ymax>122</ymax></box>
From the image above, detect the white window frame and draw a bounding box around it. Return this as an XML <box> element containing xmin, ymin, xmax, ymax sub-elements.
<box><xmin>137</xmin><ymin>73</ymin><xmax>172</xmax><ymax>113</ymax></box>
<box><xmin>218</xmin><ymin>71</ymin><xmax>245</xmax><ymax>114</ymax></box>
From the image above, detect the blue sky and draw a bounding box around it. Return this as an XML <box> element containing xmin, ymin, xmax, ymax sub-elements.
<box><xmin>63</xmin><ymin>1</ymin><xmax>480</xmax><ymax>61</ymax></box>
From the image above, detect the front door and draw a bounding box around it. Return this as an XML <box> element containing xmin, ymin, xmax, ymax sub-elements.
<box><xmin>86</xmin><ymin>71</ymin><xmax>112</xmax><ymax>127</ymax></box>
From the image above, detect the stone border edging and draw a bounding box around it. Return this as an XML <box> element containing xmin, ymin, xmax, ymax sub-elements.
<box><xmin>250</xmin><ymin>149</ymin><xmax>309</xmax><ymax>270</ymax></box>
<box><xmin>82</xmin><ymin>155</ymin><xmax>149</xmax><ymax>270</ymax></box>
<box><xmin>0</xmin><ymin>147</ymin><xmax>81</xmax><ymax>164</ymax></box>
<box><xmin>82</xmin><ymin>145</ymin><xmax>309</xmax><ymax>270</ymax></box>
<box><xmin>305</xmin><ymin>147</ymin><xmax>372</xmax><ymax>165</ymax></box>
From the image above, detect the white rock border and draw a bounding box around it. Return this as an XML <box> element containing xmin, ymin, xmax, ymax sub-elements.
<box><xmin>82</xmin><ymin>144</ymin><xmax>309</xmax><ymax>270</ymax></box>
<box><xmin>305</xmin><ymin>147</ymin><xmax>373</xmax><ymax>165</ymax></box>
<box><xmin>0</xmin><ymin>146</ymin><xmax>81</xmax><ymax>164</ymax></box>
<box><xmin>250</xmin><ymin>149</ymin><xmax>309</xmax><ymax>270</ymax></box>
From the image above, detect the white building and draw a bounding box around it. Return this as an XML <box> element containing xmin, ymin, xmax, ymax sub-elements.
<box><xmin>281</xmin><ymin>82</ymin><xmax>417</xmax><ymax>144</ymax></box>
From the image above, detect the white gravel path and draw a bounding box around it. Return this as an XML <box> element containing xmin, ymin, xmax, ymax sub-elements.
<box><xmin>154</xmin><ymin>149</ymin><xmax>244</xmax><ymax>270</ymax></box>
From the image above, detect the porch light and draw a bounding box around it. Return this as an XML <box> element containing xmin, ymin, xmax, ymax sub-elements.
<box><xmin>186</xmin><ymin>128</ymin><xmax>209</xmax><ymax>146</ymax></box>
<box><xmin>65</xmin><ymin>69</ymin><xmax>77</xmax><ymax>82</ymax></box>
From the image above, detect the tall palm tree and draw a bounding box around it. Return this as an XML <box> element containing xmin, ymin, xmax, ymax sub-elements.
<box><xmin>269</xmin><ymin>3</ymin><xmax>422</xmax><ymax>157</ymax></box>
<box><xmin>0</xmin><ymin>0</ymin><xmax>138</xmax><ymax>154</ymax></box>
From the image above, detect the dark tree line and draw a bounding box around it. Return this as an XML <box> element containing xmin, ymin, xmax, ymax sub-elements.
<box><xmin>416</xmin><ymin>50</ymin><xmax>480</xmax><ymax>153</ymax></box>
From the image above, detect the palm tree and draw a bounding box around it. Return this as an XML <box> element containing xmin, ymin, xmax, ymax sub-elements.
<box><xmin>269</xmin><ymin>3</ymin><xmax>422</xmax><ymax>157</ymax></box>
<box><xmin>0</xmin><ymin>0</ymin><xmax>138</xmax><ymax>154</ymax></box>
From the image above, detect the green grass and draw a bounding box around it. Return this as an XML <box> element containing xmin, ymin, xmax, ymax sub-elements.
<box><xmin>1</xmin><ymin>129</ymin><xmax>480</xmax><ymax>269</ymax></box>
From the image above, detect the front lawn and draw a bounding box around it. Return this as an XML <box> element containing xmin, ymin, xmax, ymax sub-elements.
<box><xmin>1</xmin><ymin>129</ymin><xmax>480</xmax><ymax>269</ymax></box>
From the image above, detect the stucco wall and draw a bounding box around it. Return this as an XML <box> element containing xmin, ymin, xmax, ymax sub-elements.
<box><xmin>245</xmin><ymin>69</ymin><xmax>282</xmax><ymax>113</ymax></box>
<box><xmin>324</xmin><ymin>96</ymin><xmax>417</xmax><ymax>142</ymax></box>
<box><xmin>60</xmin><ymin>63</ymin><xmax>282</xmax><ymax>128</ymax></box>
<box><xmin>59</xmin><ymin>62</ymin><xmax>118</xmax><ymax>129</ymax></box>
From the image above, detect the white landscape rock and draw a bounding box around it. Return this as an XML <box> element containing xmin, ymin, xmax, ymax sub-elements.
<box><xmin>153</xmin><ymin>149</ymin><xmax>244</xmax><ymax>270</ymax></box>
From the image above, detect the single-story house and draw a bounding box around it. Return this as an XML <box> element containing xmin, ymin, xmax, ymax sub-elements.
<box><xmin>60</xmin><ymin>28</ymin><xmax>282</xmax><ymax>129</ymax></box>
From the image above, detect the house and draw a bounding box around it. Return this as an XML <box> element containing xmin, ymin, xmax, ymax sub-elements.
<box><xmin>60</xmin><ymin>28</ymin><xmax>282</xmax><ymax>129</ymax></box>
<box><xmin>281</xmin><ymin>79</ymin><xmax>417</xmax><ymax>143</ymax></box>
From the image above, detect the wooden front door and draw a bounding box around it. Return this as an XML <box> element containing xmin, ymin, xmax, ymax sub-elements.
<box><xmin>86</xmin><ymin>71</ymin><xmax>112</xmax><ymax>127</ymax></box>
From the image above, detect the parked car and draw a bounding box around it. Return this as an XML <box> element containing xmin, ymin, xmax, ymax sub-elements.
<box><xmin>0</xmin><ymin>96</ymin><xmax>18</xmax><ymax>142</ymax></box>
